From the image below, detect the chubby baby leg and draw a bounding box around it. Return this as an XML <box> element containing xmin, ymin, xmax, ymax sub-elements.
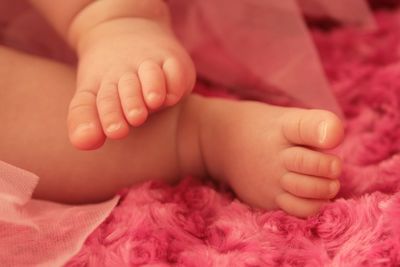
<box><xmin>0</xmin><ymin>46</ymin><xmax>200</xmax><ymax>204</ymax></box>
<box><xmin>0</xmin><ymin>46</ymin><xmax>344</xmax><ymax>217</ymax></box>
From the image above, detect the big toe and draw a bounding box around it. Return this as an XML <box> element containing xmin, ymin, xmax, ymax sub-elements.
<box><xmin>282</xmin><ymin>109</ymin><xmax>344</xmax><ymax>149</ymax></box>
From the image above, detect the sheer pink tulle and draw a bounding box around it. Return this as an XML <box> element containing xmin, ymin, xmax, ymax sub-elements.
<box><xmin>169</xmin><ymin>0</ymin><xmax>374</xmax><ymax>116</ymax></box>
<box><xmin>299</xmin><ymin>0</ymin><xmax>376</xmax><ymax>28</ymax></box>
<box><xmin>0</xmin><ymin>161</ymin><xmax>119</xmax><ymax>266</ymax></box>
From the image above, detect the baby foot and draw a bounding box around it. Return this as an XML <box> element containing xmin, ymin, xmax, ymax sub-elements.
<box><xmin>200</xmin><ymin>99</ymin><xmax>344</xmax><ymax>218</ymax></box>
<box><xmin>68</xmin><ymin>18</ymin><xmax>195</xmax><ymax>149</ymax></box>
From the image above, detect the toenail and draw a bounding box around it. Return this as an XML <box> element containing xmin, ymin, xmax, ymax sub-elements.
<box><xmin>106</xmin><ymin>123</ymin><xmax>122</xmax><ymax>133</ymax></box>
<box><xmin>146</xmin><ymin>92</ymin><xmax>161</xmax><ymax>103</ymax></box>
<box><xmin>329</xmin><ymin>181</ymin><xmax>340</xmax><ymax>195</ymax></box>
<box><xmin>75</xmin><ymin>122</ymin><xmax>95</xmax><ymax>135</ymax></box>
<box><xmin>318</xmin><ymin>121</ymin><xmax>328</xmax><ymax>144</ymax></box>
<box><xmin>128</xmin><ymin>108</ymin><xmax>144</xmax><ymax>120</ymax></box>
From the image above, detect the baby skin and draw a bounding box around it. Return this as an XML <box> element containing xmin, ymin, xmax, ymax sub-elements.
<box><xmin>200</xmin><ymin>101</ymin><xmax>343</xmax><ymax>216</ymax></box>
<box><xmin>68</xmin><ymin>0</ymin><xmax>195</xmax><ymax>149</ymax></box>
<box><xmin>28</xmin><ymin>0</ymin><xmax>196</xmax><ymax>150</ymax></box>
<box><xmin>0</xmin><ymin>48</ymin><xmax>343</xmax><ymax>218</ymax></box>
<box><xmin>69</xmin><ymin>7</ymin><xmax>196</xmax><ymax>149</ymax></box>
<box><xmin>7</xmin><ymin>0</ymin><xmax>344</xmax><ymax>218</ymax></box>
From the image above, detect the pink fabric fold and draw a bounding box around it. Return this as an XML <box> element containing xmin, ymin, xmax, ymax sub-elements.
<box><xmin>299</xmin><ymin>0</ymin><xmax>376</xmax><ymax>28</ymax></box>
<box><xmin>169</xmin><ymin>0</ymin><xmax>375</xmax><ymax>116</ymax></box>
<box><xmin>0</xmin><ymin>161</ymin><xmax>119</xmax><ymax>267</ymax></box>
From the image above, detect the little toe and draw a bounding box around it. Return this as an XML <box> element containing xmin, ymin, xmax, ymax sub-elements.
<box><xmin>282</xmin><ymin>109</ymin><xmax>344</xmax><ymax>149</ymax></box>
<box><xmin>118</xmin><ymin>73</ymin><xmax>148</xmax><ymax>126</ymax></box>
<box><xmin>280</xmin><ymin>172</ymin><xmax>340</xmax><ymax>200</ymax></box>
<box><xmin>138</xmin><ymin>60</ymin><xmax>166</xmax><ymax>110</ymax></box>
<box><xmin>282</xmin><ymin>147</ymin><xmax>342</xmax><ymax>178</ymax></box>
<box><xmin>275</xmin><ymin>193</ymin><xmax>327</xmax><ymax>218</ymax></box>
<box><xmin>68</xmin><ymin>88</ymin><xmax>105</xmax><ymax>150</ymax></box>
<box><xmin>163</xmin><ymin>57</ymin><xmax>194</xmax><ymax>106</ymax></box>
<box><xmin>97</xmin><ymin>82</ymin><xmax>130</xmax><ymax>139</ymax></box>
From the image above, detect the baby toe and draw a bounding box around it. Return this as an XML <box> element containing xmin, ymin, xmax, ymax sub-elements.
<box><xmin>97</xmin><ymin>82</ymin><xmax>129</xmax><ymax>139</ymax></box>
<box><xmin>275</xmin><ymin>193</ymin><xmax>326</xmax><ymax>218</ymax></box>
<box><xmin>280</xmin><ymin>172</ymin><xmax>340</xmax><ymax>200</ymax></box>
<box><xmin>163</xmin><ymin>56</ymin><xmax>195</xmax><ymax>106</ymax></box>
<box><xmin>118</xmin><ymin>73</ymin><xmax>148</xmax><ymax>126</ymax></box>
<box><xmin>138</xmin><ymin>60</ymin><xmax>166</xmax><ymax>110</ymax></box>
<box><xmin>68</xmin><ymin>87</ymin><xmax>105</xmax><ymax>150</ymax></box>
<box><xmin>282</xmin><ymin>146</ymin><xmax>342</xmax><ymax>179</ymax></box>
<box><xmin>282</xmin><ymin>109</ymin><xmax>344</xmax><ymax>149</ymax></box>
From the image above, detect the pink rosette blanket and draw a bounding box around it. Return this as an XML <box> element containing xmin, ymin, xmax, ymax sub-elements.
<box><xmin>3</xmin><ymin>1</ymin><xmax>400</xmax><ymax>266</ymax></box>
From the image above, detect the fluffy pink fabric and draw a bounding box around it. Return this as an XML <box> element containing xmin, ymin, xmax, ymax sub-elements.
<box><xmin>1</xmin><ymin>1</ymin><xmax>400</xmax><ymax>266</ymax></box>
<box><xmin>67</xmin><ymin>11</ymin><xmax>400</xmax><ymax>266</ymax></box>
